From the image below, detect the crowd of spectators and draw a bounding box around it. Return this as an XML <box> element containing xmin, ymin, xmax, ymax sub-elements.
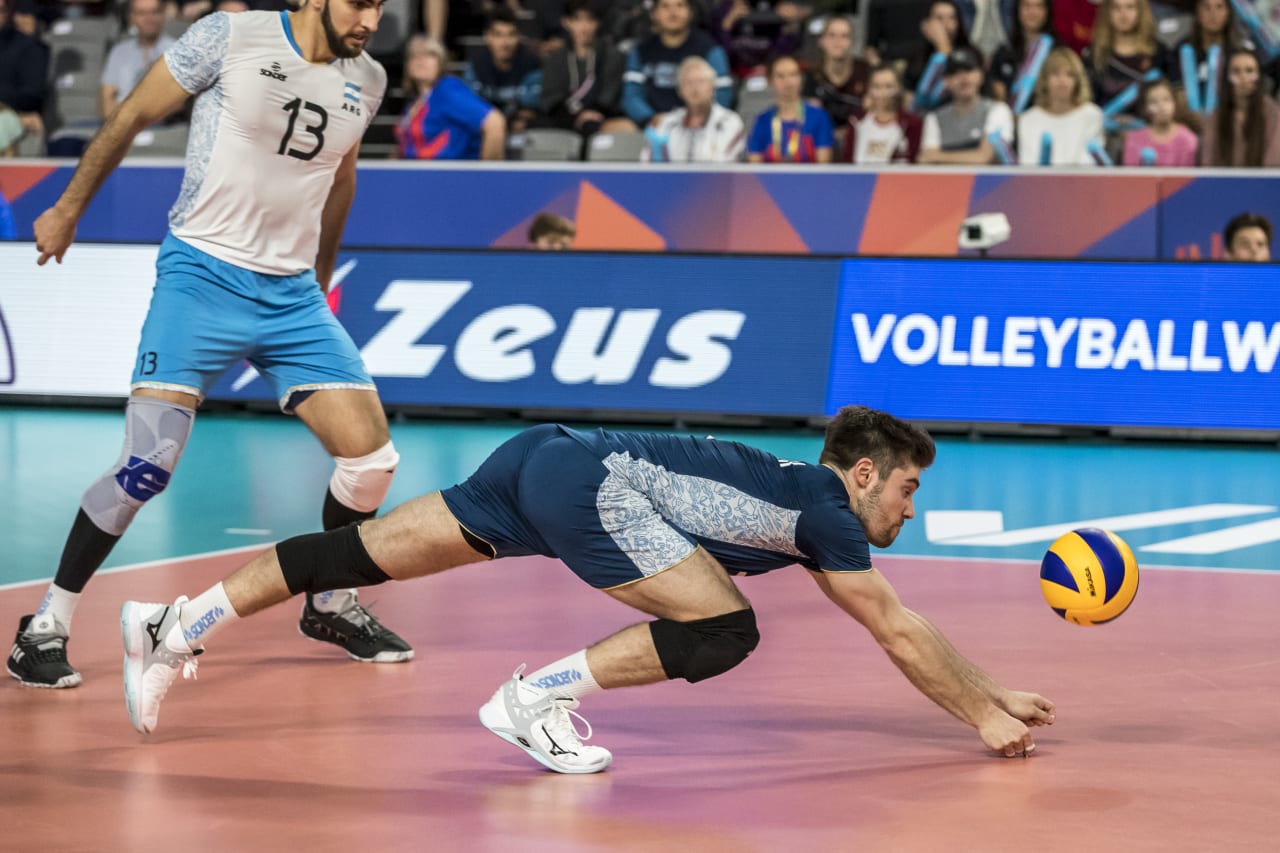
<box><xmin>2</xmin><ymin>0</ymin><xmax>1280</xmax><ymax>167</ymax></box>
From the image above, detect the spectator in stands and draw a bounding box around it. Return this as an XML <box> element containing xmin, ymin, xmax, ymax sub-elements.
<box><xmin>9</xmin><ymin>0</ymin><xmax>47</xmax><ymax>38</ymax></box>
<box><xmin>0</xmin><ymin>0</ymin><xmax>48</xmax><ymax>147</ymax></box>
<box><xmin>540</xmin><ymin>0</ymin><xmax>633</xmax><ymax>140</ymax></box>
<box><xmin>903</xmin><ymin>1</ymin><xmax>973</xmax><ymax>110</ymax></box>
<box><xmin>868</xmin><ymin>0</ymin><xmax>933</xmax><ymax>66</ymax></box>
<box><xmin>1016</xmin><ymin>46</ymin><xmax>1103</xmax><ymax>164</ymax></box>
<box><xmin>465</xmin><ymin>7</ymin><xmax>543</xmax><ymax>134</ymax></box>
<box><xmin>1052</xmin><ymin>0</ymin><xmax>1096</xmax><ymax>53</ymax></box>
<box><xmin>746</xmin><ymin>54</ymin><xmax>834</xmax><ymax>163</ymax></box>
<box><xmin>953</xmin><ymin>0</ymin><xmax>1016</xmax><ymax>59</ymax></box>
<box><xmin>803</xmin><ymin>14</ymin><xmax>873</xmax><ymax>145</ymax></box>
<box><xmin>712</xmin><ymin>0</ymin><xmax>808</xmax><ymax>78</ymax></box>
<box><xmin>622</xmin><ymin>0</ymin><xmax>732</xmax><ymax>127</ymax></box>
<box><xmin>1200</xmin><ymin>47</ymin><xmax>1280</xmax><ymax>167</ymax></box>
<box><xmin>1</xmin><ymin>106</ymin><xmax>23</xmax><ymax>156</ymax></box>
<box><xmin>919</xmin><ymin>46</ymin><xmax>1014</xmax><ymax>163</ymax></box>
<box><xmin>1222</xmin><ymin>212</ymin><xmax>1272</xmax><ymax>261</ymax></box>
<box><xmin>989</xmin><ymin>0</ymin><xmax>1055</xmax><ymax>104</ymax></box>
<box><xmin>1122</xmin><ymin>77</ymin><xmax>1197</xmax><ymax>165</ymax></box>
<box><xmin>528</xmin><ymin>212</ymin><xmax>576</xmax><ymax>249</ymax></box>
<box><xmin>397</xmin><ymin>35</ymin><xmax>507</xmax><ymax>160</ymax></box>
<box><xmin>1174</xmin><ymin>0</ymin><xmax>1242</xmax><ymax>131</ymax></box>
<box><xmin>643</xmin><ymin>55</ymin><xmax>745</xmax><ymax>161</ymax></box>
<box><xmin>1081</xmin><ymin>0</ymin><xmax>1172</xmax><ymax>127</ymax></box>
<box><xmin>101</xmin><ymin>0</ymin><xmax>175</xmax><ymax>119</ymax></box>
<box><xmin>844</xmin><ymin>64</ymin><xmax>923</xmax><ymax>164</ymax></box>
<box><xmin>164</xmin><ymin>0</ymin><xmax>212</xmax><ymax>22</ymax></box>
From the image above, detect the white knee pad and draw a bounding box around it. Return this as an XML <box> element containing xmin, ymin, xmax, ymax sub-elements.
<box><xmin>329</xmin><ymin>441</ymin><xmax>399</xmax><ymax>513</ymax></box>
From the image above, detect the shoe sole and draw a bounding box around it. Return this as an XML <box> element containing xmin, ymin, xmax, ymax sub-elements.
<box><xmin>296</xmin><ymin>625</ymin><xmax>415</xmax><ymax>663</ymax></box>
<box><xmin>477</xmin><ymin>701</ymin><xmax>611</xmax><ymax>775</ymax></box>
<box><xmin>5</xmin><ymin>665</ymin><xmax>82</xmax><ymax>689</ymax></box>
<box><xmin>120</xmin><ymin>603</ymin><xmax>147</xmax><ymax>733</ymax></box>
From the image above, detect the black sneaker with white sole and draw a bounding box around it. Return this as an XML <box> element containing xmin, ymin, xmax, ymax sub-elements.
<box><xmin>7</xmin><ymin>613</ymin><xmax>83</xmax><ymax>688</ymax></box>
<box><xmin>298</xmin><ymin>593</ymin><xmax>413</xmax><ymax>663</ymax></box>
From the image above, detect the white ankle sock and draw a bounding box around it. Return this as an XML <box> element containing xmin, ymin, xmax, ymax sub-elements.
<box><xmin>523</xmin><ymin>650</ymin><xmax>602</xmax><ymax>700</ymax></box>
<box><xmin>35</xmin><ymin>584</ymin><xmax>80</xmax><ymax>634</ymax></box>
<box><xmin>178</xmin><ymin>582</ymin><xmax>239</xmax><ymax>649</ymax></box>
<box><xmin>310</xmin><ymin>588</ymin><xmax>358</xmax><ymax>613</ymax></box>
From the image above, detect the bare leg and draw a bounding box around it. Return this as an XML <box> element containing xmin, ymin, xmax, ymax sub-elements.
<box><xmin>221</xmin><ymin>492</ymin><xmax>487</xmax><ymax>617</ymax></box>
<box><xmin>293</xmin><ymin>388</ymin><xmax>389</xmax><ymax>457</ymax></box>
<box><xmin>585</xmin><ymin>548</ymin><xmax>751</xmax><ymax>689</ymax></box>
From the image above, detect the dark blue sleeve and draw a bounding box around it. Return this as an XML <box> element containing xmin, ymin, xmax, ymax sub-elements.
<box><xmin>747</xmin><ymin>110</ymin><xmax>771</xmax><ymax>155</ymax></box>
<box><xmin>439</xmin><ymin>77</ymin><xmax>494</xmax><ymax>132</ymax></box>
<box><xmin>796</xmin><ymin>500</ymin><xmax>873</xmax><ymax>573</ymax></box>
<box><xmin>812</xmin><ymin>108</ymin><xmax>834</xmax><ymax>149</ymax></box>
<box><xmin>0</xmin><ymin>194</ymin><xmax>15</xmax><ymax>240</ymax></box>
<box><xmin>622</xmin><ymin>47</ymin><xmax>653</xmax><ymax>124</ymax></box>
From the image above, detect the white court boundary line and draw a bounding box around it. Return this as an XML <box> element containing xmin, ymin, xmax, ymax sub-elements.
<box><xmin>0</xmin><ymin>543</ymin><xmax>1275</xmax><ymax>594</ymax></box>
<box><xmin>0</xmin><ymin>542</ymin><xmax>275</xmax><ymax>592</ymax></box>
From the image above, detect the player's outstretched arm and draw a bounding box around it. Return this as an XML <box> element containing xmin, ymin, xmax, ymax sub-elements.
<box><xmin>811</xmin><ymin>568</ymin><xmax>1042</xmax><ymax>757</ymax></box>
<box><xmin>34</xmin><ymin>59</ymin><xmax>191</xmax><ymax>265</ymax></box>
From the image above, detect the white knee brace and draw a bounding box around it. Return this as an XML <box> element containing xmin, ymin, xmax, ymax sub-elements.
<box><xmin>328</xmin><ymin>441</ymin><xmax>399</xmax><ymax>513</ymax></box>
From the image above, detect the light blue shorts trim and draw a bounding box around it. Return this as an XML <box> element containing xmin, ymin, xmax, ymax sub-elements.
<box><xmin>131</xmin><ymin>234</ymin><xmax>374</xmax><ymax>412</ymax></box>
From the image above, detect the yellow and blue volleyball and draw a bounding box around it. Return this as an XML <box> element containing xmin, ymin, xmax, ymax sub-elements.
<box><xmin>1039</xmin><ymin>528</ymin><xmax>1139</xmax><ymax>626</ymax></box>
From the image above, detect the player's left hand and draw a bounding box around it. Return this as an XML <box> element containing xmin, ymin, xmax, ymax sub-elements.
<box><xmin>34</xmin><ymin>205</ymin><xmax>77</xmax><ymax>265</ymax></box>
<box><xmin>1001</xmin><ymin>690</ymin><xmax>1055</xmax><ymax>727</ymax></box>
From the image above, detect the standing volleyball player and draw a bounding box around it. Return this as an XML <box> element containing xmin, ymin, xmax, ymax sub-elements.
<box><xmin>121</xmin><ymin>406</ymin><xmax>1055</xmax><ymax>771</ymax></box>
<box><xmin>9</xmin><ymin>0</ymin><xmax>413</xmax><ymax>689</ymax></box>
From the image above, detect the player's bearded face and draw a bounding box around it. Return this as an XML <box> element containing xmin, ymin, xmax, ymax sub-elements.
<box><xmin>854</xmin><ymin>466</ymin><xmax>917</xmax><ymax>548</ymax></box>
<box><xmin>322</xmin><ymin>0</ymin><xmax>370</xmax><ymax>59</ymax></box>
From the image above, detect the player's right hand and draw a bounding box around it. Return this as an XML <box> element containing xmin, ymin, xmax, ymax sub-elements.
<box><xmin>34</xmin><ymin>206</ymin><xmax>77</xmax><ymax>266</ymax></box>
<box><xmin>978</xmin><ymin>709</ymin><xmax>1035</xmax><ymax>758</ymax></box>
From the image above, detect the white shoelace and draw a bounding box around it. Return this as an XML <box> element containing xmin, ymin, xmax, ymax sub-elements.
<box><xmin>545</xmin><ymin>697</ymin><xmax>595</xmax><ymax>747</ymax></box>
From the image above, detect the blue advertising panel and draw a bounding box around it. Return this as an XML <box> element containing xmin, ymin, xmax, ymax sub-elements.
<box><xmin>206</xmin><ymin>250</ymin><xmax>840</xmax><ymax>416</ymax></box>
<box><xmin>828</xmin><ymin>259</ymin><xmax>1280</xmax><ymax>430</ymax></box>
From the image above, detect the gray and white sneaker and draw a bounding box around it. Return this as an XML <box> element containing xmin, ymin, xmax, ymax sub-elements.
<box><xmin>121</xmin><ymin>596</ymin><xmax>200</xmax><ymax>734</ymax></box>
<box><xmin>478</xmin><ymin>668</ymin><xmax>612</xmax><ymax>774</ymax></box>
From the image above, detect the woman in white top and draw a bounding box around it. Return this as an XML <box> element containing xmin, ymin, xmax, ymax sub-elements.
<box><xmin>1016</xmin><ymin>46</ymin><xmax>1104</xmax><ymax>165</ymax></box>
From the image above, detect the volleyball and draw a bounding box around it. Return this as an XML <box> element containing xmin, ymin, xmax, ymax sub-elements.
<box><xmin>1039</xmin><ymin>528</ymin><xmax>1139</xmax><ymax>626</ymax></box>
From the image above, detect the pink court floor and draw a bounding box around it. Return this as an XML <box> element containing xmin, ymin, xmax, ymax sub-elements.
<box><xmin>3</xmin><ymin>548</ymin><xmax>1277</xmax><ymax>852</ymax></box>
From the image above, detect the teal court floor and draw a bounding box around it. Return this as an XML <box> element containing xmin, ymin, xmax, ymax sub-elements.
<box><xmin>1</xmin><ymin>406</ymin><xmax>1278</xmax><ymax>852</ymax></box>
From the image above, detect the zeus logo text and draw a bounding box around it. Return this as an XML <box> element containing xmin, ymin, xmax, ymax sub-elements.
<box><xmin>360</xmin><ymin>281</ymin><xmax>745</xmax><ymax>388</ymax></box>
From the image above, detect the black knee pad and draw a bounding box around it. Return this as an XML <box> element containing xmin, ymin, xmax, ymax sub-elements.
<box><xmin>649</xmin><ymin>608</ymin><xmax>760</xmax><ymax>683</ymax></box>
<box><xmin>276</xmin><ymin>524</ymin><xmax>392</xmax><ymax>596</ymax></box>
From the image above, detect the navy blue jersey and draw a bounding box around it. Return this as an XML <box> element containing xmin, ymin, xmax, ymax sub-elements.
<box><xmin>560</xmin><ymin>426</ymin><xmax>872</xmax><ymax>575</ymax></box>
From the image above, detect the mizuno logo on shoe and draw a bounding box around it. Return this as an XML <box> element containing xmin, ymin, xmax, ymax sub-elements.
<box><xmin>145</xmin><ymin>607</ymin><xmax>170</xmax><ymax>653</ymax></box>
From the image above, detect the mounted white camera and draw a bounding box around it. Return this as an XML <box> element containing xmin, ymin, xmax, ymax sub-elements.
<box><xmin>958</xmin><ymin>212</ymin><xmax>1011</xmax><ymax>252</ymax></box>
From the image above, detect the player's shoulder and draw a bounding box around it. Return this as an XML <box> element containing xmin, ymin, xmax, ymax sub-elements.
<box><xmin>341</xmin><ymin>51</ymin><xmax>388</xmax><ymax>95</ymax></box>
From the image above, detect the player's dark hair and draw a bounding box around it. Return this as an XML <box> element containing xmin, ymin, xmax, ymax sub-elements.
<box><xmin>1223</xmin><ymin>211</ymin><xmax>1273</xmax><ymax>248</ymax></box>
<box><xmin>563</xmin><ymin>0</ymin><xmax>598</xmax><ymax>20</ymax></box>
<box><xmin>820</xmin><ymin>405</ymin><xmax>936</xmax><ymax>476</ymax></box>
<box><xmin>527</xmin><ymin>212</ymin><xmax>576</xmax><ymax>243</ymax></box>
<box><xmin>485</xmin><ymin>5</ymin><xmax>518</xmax><ymax>31</ymax></box>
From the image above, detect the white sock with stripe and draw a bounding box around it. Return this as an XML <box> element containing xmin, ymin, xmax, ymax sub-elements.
<box><xmin>522</xmin><ymin>650</ymin><xmax>602</xmax><ymax>700</ymax></box>
<box><xmin>178</xmin><ymin>582</ymin><xmax>239</xmax><ymax>649</ymax></box>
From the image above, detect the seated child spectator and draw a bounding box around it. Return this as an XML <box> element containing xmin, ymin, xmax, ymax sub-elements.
<box><xmin>1081</xmin><ymin>0</ymin><xmax>1172</xmax><ymax>128</ymax></box>
<box><xmin>844</xmin><ymin>64</ymin><xmax>923</xmax><ymax>163</ymax></box>
<box><xmin>1122</xmin><ymin>77</ymin><xmax>1197</xmax><ymax>165</ymax></box>
<box><xmin>528</xmin><ymin>212</ymin><xmax>576</xmax><ymax>249</ymax></box>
